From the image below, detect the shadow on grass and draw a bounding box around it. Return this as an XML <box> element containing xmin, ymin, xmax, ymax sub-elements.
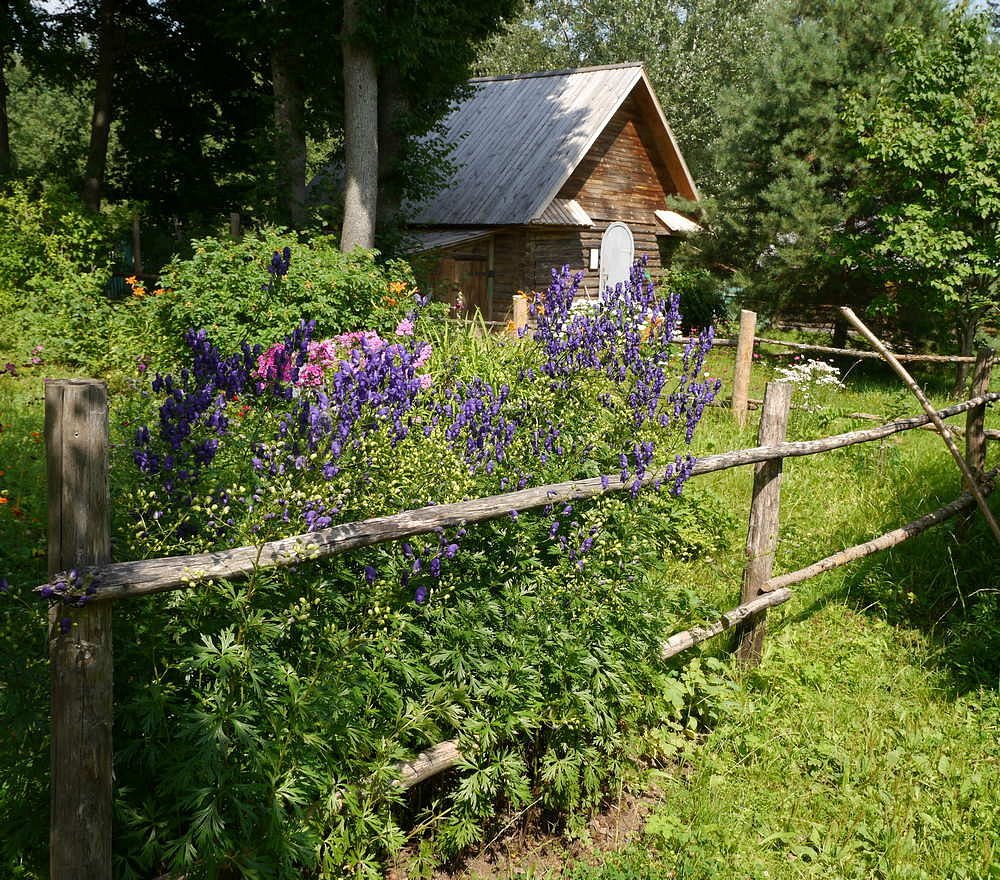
<box><xmin>771</xmin><ymin>453</ymin><xmax>1000</xmax><ymax>695</ymax></box>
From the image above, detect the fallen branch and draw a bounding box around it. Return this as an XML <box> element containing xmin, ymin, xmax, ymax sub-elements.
<box><xmin>395</xmin><ymin>740</ymin><xmax>463</xmax><ymax>790</ymax></box>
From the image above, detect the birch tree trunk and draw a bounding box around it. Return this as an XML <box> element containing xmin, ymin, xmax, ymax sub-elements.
<box><xmin>340</xmin><ymin>0</ymin><xmax>378</xmax><ymax>250</ymax></box>
<box><xmin>0</xmin><ymin>2</ymin><xmax>11</xmax><ymax>180</ymax></box>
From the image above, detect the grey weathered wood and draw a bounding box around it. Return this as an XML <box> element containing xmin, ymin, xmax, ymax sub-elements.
<box><xmin>731</xmin><ymin>309</ymin><xmax>757</xmax><ymax>428</ymax></box>
<box><xmin>841</xmin><ymin>308</ymin><xmax>1000</xmax><ymax>545</ymax></box>
<box><xmin>965</xmin><ymin>349</ymin><xmax>994</xmax><ymax>484</ymax></box>
<box><xmin>45</xmin><ymin>379</ymin><xmax>113</xmax><ymax>880</ymax></box>
<box><xmin>736</xmin><ymin>382</ymin><xmax>792</xmax><ymax>665</ymax></box>
<box><xmin>44</xmin><ymin>393</ymin><xmax>998</xmax><ymax>604</ymax></box>
<box><xmin>395</xmin><ymin>740</ymin><xmax>463</xmax><ymax>790</ymax></box>
<box><xmin>662</xmin><ymin>588</ymin><xmax>793</xmax><ymax>659</ymax></box>
<box><xmin>958</xmin><ymin>349</ymin><xmax>995</xmax><ymax>542</ymax></box>
<box><xmin>407</xmin><ymin>64</ymin><xmax>698</xmax><ymax>226</ymax></box>
<box><xmin>766</xmin><ymin>473</ymin><xmax>995</xmax><ymax>592</ymax></box>
<box><xmin>662</xmin><ymin>476</ymin><xmax>995</xmax><ymax>660</ymax></box>
<box><xmin>712</xmin><ymin>336</ymin><xmax>977</xmax><ymax>364</ymax></box>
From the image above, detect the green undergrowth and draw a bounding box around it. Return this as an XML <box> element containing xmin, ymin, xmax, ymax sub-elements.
<box><xmin>485</xmin><ymin>346</ymin><xmax>999</xmax><ymax>880</ymax></box>
<box><xmin>2</xmin><ymin>337</ymin><xmax>998</xmax><ymax>879</ymax></box>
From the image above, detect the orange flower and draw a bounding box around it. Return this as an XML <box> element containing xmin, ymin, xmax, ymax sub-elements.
<box><xmin>388</xmin><ymin>280</ymin><xmax>407</xmax><ymax>295</ymax></box>
<box><xmin>125</xmin><ymin>275</ymin><xmax>139</xmax><ymax>286</ymax></box>
<box><xmin>0</xmin><ymin>497</ymin><xmax>8</xmax><ymax>504</ymax></box>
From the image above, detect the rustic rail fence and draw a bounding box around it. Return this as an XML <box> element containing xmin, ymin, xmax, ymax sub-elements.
<box><xmin>40</xmin><ymin>359</ymin><xmax>997</xmax><ymax>877</ymax></box>
<box><xmin>718</xmin><ymin>308</ymin><xmax>982</xmax><ymax>429</ymax></box>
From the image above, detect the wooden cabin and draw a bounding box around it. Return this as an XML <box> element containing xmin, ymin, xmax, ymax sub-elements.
<box><xmin>406</xmin><ymin>63</ymin><xmax>701</xmax><ymax>322</ymax></box>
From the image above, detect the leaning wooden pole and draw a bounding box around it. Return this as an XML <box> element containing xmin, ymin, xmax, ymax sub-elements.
<box><xmin>840</xmin><ymin>308</ymin><xmax>1000</xmax><ymax>544</ymax></box>
<box><xmin>736</xmin><ymin>381</ymin><xmax>792</xmax><ymax>665</ymax></box>
<box><xmin>45</xmin><ymin>380</ymin><xmax>113</xmax><ymax>880</ymax></box>
<box><xmin>731</xmin><ymin>309</ymin><xmax>757</xmax><ymax>428</ymax></box>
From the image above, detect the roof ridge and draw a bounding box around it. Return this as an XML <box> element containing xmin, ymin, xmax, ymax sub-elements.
<box><xmin>470</xmin><ymin>62</ymin><xmax>644</xmax><ymax>84</ymax></box>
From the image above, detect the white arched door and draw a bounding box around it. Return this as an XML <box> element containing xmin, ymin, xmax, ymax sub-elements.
<box><xmin>599</xmin><ymin>222</ymin><xmax>634</xmax><ymax>292</ymax></box>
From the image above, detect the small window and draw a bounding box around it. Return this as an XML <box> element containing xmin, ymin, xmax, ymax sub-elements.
<box><xmin>599</xmin><ymin>222</ymin><xmax>634</xmax><ymax>291</ymax></box>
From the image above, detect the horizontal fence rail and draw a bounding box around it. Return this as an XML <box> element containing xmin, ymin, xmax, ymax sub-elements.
<box><xmin>712</xmin><ymin>334</ymin><xmax>979</xmax><ymax>363</ymax></box>
<box><xmin>43</xmin><ymin>393</ymin><xmax>1000</xmax><ymax>603</ymax></box>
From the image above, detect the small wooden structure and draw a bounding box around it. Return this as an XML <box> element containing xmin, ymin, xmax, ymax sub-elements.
<box><xmin>406</xmin><ymin>63</ymin><xmax>700</xmax><ymax>321</ymax></box>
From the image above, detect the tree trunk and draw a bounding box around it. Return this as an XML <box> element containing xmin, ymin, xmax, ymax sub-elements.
<box><xmin>0</xmin><ymin>0</ymin><xmax>13</xmax><ymax>180</ymax></box>
<box><xmin>376</xmin><ymin>64</ymin><xmax>407</xmax><ymax>235</ymax></box>
<box><xmin>340</xmin><ymin>0</ymin><xmax>378</xmax><ymax>250</ymax></box>
<box><xmin>952</xmin><ymin>313</ymin><xmax>978</xmax><ymax>396</ymax></box>
<box><xmin>271</xmin><ymin>43</ymin><xmax>307</xmax><ymax>229</ymax></box>
<box><xmin>82</xmin><ymin>0</ymin><xmax>118</xmax><ymax>212</ymax></box>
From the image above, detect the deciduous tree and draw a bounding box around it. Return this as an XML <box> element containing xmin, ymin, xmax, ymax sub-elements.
<box><xmin>843</xmin><ymin>10</ymin><xmax>1000</xmax><ymax>387</ymax></box>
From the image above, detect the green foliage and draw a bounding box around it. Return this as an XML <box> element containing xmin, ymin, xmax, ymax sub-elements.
<box><xmin>152</xmin><ymin>230</ymin><xmax>418</xmax><ymax>354</ymax></box>
<box><xmin>0</xmin><ymin>181</ymin><xmax>127</xmax><ymax>368</ymax></box>
<box><xmin>660</xmin><ymin>267</ymin><xmax>733</xmax><ymax>332</ymax></box>
<box><xmin>842</xmin><ymin>10</ymin><xmax>1000</xmax><ymax>350</ymax></box>
<box><xmin>708</xmin><ymin>0</ymin><xmax>948</xmax><ymax>314</ymax></box>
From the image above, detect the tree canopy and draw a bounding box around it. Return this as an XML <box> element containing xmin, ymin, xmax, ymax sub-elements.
<box><xmin>842</xmin><ymin>10</ymin><xmax>1000</xmax><ymax>363</ymax></box>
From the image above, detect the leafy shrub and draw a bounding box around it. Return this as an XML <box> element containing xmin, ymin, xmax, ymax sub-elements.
<box><xmin>55</xmin><ymin>260</ymin><xmax>725</xmax><ymax>877</ymax></box>
<box><xmin>0</xmin><ymin>181</ymin><xmax>125</xmax><ymax>366</ymax></box>
<box><xmin>659</xmin><ymin>267</ymin><xmax>732</xmax><ymax>333</ymax></box>
<box><xmin>152</xmin><ymin>230</ymin><xmax>419</xmax><ymax>354</ymax></box>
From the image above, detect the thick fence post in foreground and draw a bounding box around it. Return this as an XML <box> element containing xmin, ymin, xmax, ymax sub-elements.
<box><xmin>736</xmin><ymin>381</ymin><xmax>792</xmax><ymax>666</ymax></box>
<box><xmin>45</xmin><ymin>379</ymin><xmax>113</xmax><ymax>880</ymax></box>
<box><xmin>965</xmin><ymin>348</ymin><xmax>994</xmax><ymax>483</ymax></box>
<box><xmin>731</xmin><ymin>309</ymin><xmax>757</xmax><ymax>428</ymax></box>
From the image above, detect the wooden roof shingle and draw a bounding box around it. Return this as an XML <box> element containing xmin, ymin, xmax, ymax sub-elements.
<box><xmin>409</xmin><ymin>63</ymin><xmax>697</xmax><ymax>227</ymax></box>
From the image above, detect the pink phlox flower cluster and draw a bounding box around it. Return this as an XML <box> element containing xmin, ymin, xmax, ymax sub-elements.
<box><xmin>255</xmin><ymin>343</ymin><xmax>294</xmax><ymax>384</ymax></box>
<box><xmin>334</xmin><ymin>330</ymin><xmax>386</xmax><ymax>355</ymax></box>
<box><xmin>412</xmin><ymin>342</ymin><xmax>431</xmax><ymax>368</ymax></box>
<box><xmin>395</xmin><ymin>318</ymin><xmax>414</xmax><ymax>336</ymax></box>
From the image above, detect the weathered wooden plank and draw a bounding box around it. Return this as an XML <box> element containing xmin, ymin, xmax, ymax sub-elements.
<box><xmin>47</xmin><ymin>393</ymin><xmax>997</xmax><ymax>604</ymax></box>
<box><xmin>395</xmin><ymin>740</ymin><xmax>463</xmax><ymax>790</ymax></box>
<box><xmin>45</xmin><ymin>379</ymin><xmax>113</xmax><ymax>880</ymax></box>
<box><xmin>663</xmin><ymin>589</ymin><xmax>793</xmax><ymax>659</ymax></box>
<box><xmin>736</xmin><ymin>382</ymin><xmax>791</xmax><ymax>665</ymax></box>
<box><xmin>731</xmin><ymin>309</ymin><xmax>757</xmax><ymax>428</ymax></box>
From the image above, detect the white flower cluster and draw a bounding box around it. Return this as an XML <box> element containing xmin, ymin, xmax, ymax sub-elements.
<box><xmin>774</xmin><ymin>358</ymin><xmax>845</xmax><ymax>412</ymax></box>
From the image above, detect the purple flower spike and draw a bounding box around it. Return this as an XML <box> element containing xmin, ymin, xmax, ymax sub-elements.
<box><xmin>59</xmin><ymin>617</ymin><xmax>72</xmax><ymax>634</ymax></box>
<box><xmin>363</xmin><ymin>565</ymin><xmax>377</xmax><ymax>585</ymax></box>
<box><xmin>414</xmin><ymin>585</ymin><xmax>428</xmax><ymax>604</ymax></box>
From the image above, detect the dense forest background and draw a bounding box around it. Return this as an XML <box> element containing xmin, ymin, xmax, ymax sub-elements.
<box><xmin>2</xmin><ymin>0</ymin><xmax>999</xmax><ymax>350</ymax></box>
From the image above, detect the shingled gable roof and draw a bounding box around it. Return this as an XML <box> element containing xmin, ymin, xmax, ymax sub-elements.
<box><xmin>409</xmin><ymin>63</ymin><xmax>699</xmax><ymax>227</ymax></box>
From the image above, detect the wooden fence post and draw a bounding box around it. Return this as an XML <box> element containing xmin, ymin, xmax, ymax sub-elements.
<box><xmin>732</xmin><ymin>309</ymin><xmax>757</xmax><ymax>428</ymax></box>
<box><xmin>511</xmin><ymin>292</ymin><xmax>528</xmax><ymax>336</ymax></box>
<box><xmin>958</xmin><ymin>348</ymin><xmax>995</xmax><ymax>541</ymax></box>
<box><xmin>736</xmin><ymin>381</ymin><xmax>792</xmax><ymax>666</ymax></box>
<box><xmin>46</xmin><ymin>379</ymin><xmax>113</xmax><ymax>880</ymax></box>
